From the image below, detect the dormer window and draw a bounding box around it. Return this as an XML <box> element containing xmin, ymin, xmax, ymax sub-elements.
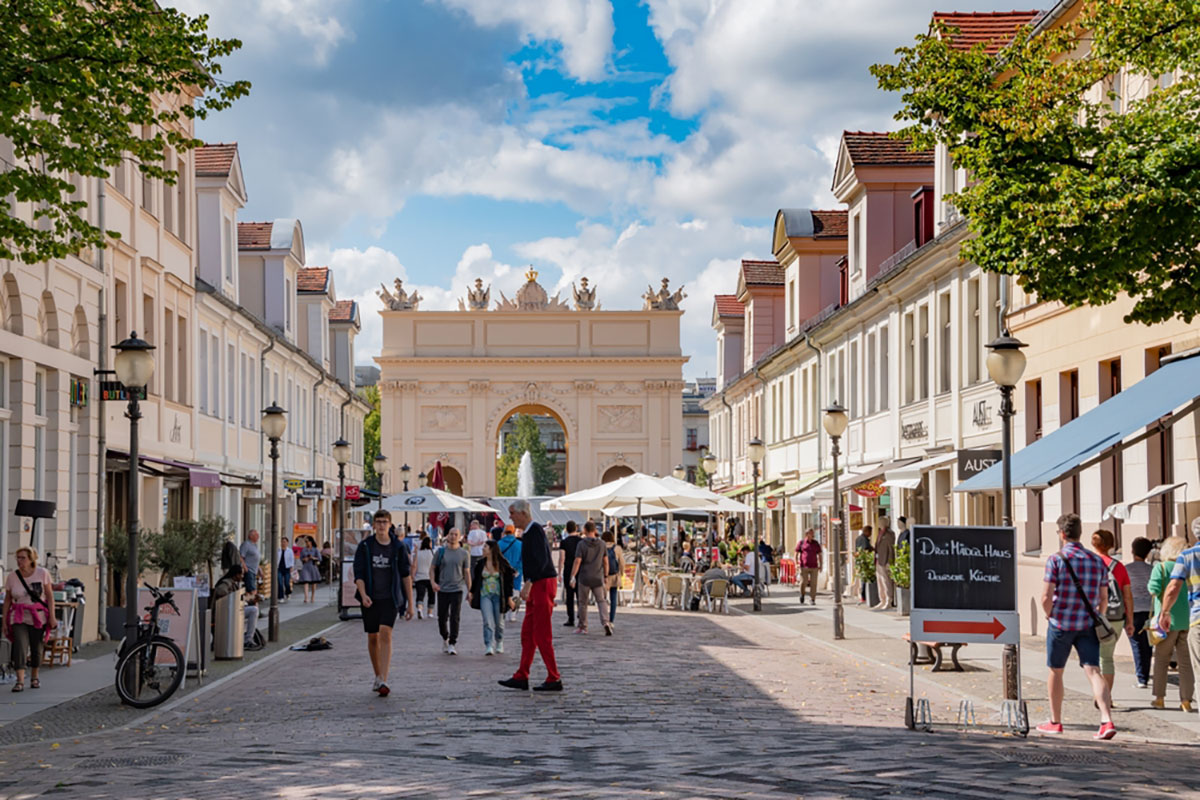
<box><xmin>222</xmin><ymin>217</ymin><xmax>234</xmax><ymax>283</ymax></box>
<box><xmin>837</xmin><ymin>256</ymin><xmax>849</xmax><ymax>307</ymax></box>
<box><xmin>285</xmin><ymin>278</ymin><xmax>292</xmax><ymax>331</ymax></box>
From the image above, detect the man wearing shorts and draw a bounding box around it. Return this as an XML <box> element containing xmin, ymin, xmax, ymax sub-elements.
<box><xmin>353</xmin><ymin>509</ymin><xmax>414</xmax><ymax>697</ymax></box>
<box><xmin>1038</xmin><ymin>513</ymin><xmax>1116</xmax><ymax>739</ymax></box>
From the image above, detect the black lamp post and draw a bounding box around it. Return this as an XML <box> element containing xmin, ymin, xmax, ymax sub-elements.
<box><xmin>333</xmin><ymin>438</ymin><xmax>352</xmax><ymax>619</ymax></box>
<box><xmin>374</xmin><ymin>453</ymin><xmax>387</xmax><ymax>512</ymax></box>
<box><xmin>824</xmin><ymin>402</ymin><xmax>849</xmax><ymax>640</ymax></box>
<box><xmin>113</xmin><ymin>332</ymin><xmax>155</xmax><ymax>650</ymax></box>
<box><xmin>986</xmin><ymin>332</ymin><xmax>1027</xmax><ymax>700</ymax></box>
<box><xmin>417</xmin><ymin>470</ymin><xmax>428</xmax><ymax>537</ymax></box>
<box><xmin>747</xmin><ymin>438</ymin><xmax>765</xmax><ymax>612</ymax></box>
<box><xmin>400</xmin><ymin>463</ymin><xmax>411</xmax><ymax>534</ymax></box>
<box><xmin>703</xmin><ymin>449</ymin><xmax>718</xmax><ymax>546</ymax></box>
<box><xmin>261</xmin><ymin>403</ymin><xmax>287</xmax><ymax>642</ymax></box>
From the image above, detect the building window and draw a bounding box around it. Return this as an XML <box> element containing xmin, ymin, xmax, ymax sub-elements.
<box><xmin>918</xmin><ymin>304</ymin><xmax>929</xmax><ymax>401</ymax></box>
<box><xmin>198</xmin><ymin>330</ymin><xmax>208</xmax><ymax>415</ymax></box>
<box><xmin>163</xmin><ymin>309</ymin><xmax>175</xmax><ymax>402</ymax></box>
<box><xmin>967</xmin><ymin>277</ymin><xmax>981</xmax><ymax>384</ymax></box>
<box><xmin>849</xmin><ymin>341</ymin><xmax>859</xmax><ymax>419</ymax></box>
<box><xmin>162</xmin><ymin>147</ymin><xmax>175</xmax><ymax>236</ymax></box>
<box><xmin>210</xmin><ymin>334</ymin><xmax>219</xmax><ymax>417</ymax></box>
<box><xmin>903</xmin><ymin>312</ymin><xmax>916</xmax><ymax>405</ymax></box>
<box><xmin>838</xmin><ymin>257</ymin><xmax>849</xmax><ymax>306</ymax></box>
<box><xmin>938</xmin><ymin>292</ymin><xmax>952</xmax><ymax>393</ymax></box>
<box><xmin>222</xmin><ymin>217</ymin><xmax>233</xmax><ymax>283</ymax></box>
<box><xmin>285</xmin><ymin>279</ymin><xmax>292</xmax><ymax>331</ymax></box>
<box><xmin>879</xmin><ymin>325</ymin><xmax>889</xmax><ymax>412</ymax></box>
<box><xmin>1060</xmin><ymin>369</ymin><xmax>1080</xmax><ymax>514</ymax></box>
<box><xmin>227</xmin><ymin>344</ymin><xmax>235</xmax><ymax>423</ymax></box>
<box><xmin>851</xmin><ymin>214</ymin><xmax>862</xmax><ymax>273</ymax></box>
<box><xmin>686</xmin><ymin>428</ymin><xmax>698</xmax><ymax>450</ymax></box>
<box><xmin>866</xmin><ymin>332</ymin><xmax>877</xmax><ymax>415</ymax></box>
<box><xmin>34</xmin><ymin>368</ymin><xmax>45</xmax><ymax>416</ymax></box>
<box><xmin>114</xmin><ymin>279</ymin><xmax>128</xmax><ymax>343</ymax></box>
<box><xmin>177</xmin><ymin>315</ymin><xmax>187</xmax><ymax>405</ymax></box>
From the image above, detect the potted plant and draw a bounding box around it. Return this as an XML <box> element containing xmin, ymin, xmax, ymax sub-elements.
<box><xmin>103</xmin><ymin>525</ymin><xmax>152</xmax><ymax>635</ymax></box>
<box><xmin>854</xmin><ymin>548</ymin><xmax>879</xmax><ymax>606</ymax></box>
<box><xmin>891</xmin><ymin>541</ymin><xmax>912</xmax><ymax>615</ymax></box>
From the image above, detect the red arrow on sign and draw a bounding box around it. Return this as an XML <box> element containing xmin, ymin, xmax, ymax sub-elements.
<box><xmin>922</xmin><ymin>616</ymin><xmax>1007</xmax><ymax>640</ymax></box>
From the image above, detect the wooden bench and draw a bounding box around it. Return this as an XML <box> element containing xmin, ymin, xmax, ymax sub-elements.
<box><xmin>902</xmin><ymin>633</ymin><xmax>966</xmax><ymax>672</ymax></box>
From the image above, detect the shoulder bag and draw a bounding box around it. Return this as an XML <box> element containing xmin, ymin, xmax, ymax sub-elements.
<box><xmin>1061</xmin><ymin>554</ymin><xmax>1118</xmax><ymax>642</ymax></box>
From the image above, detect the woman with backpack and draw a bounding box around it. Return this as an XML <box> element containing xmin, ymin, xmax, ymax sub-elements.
<box><xmin>469</xmin><ymin>540</ymin><xmax>516</xmax><ymax>656</ymax></box>
<box><xmin>1091</xmin><ymin>529</ymin><xmax>1136</xmax><ymax>696</ymax></box>
<box><xmin>602</xmin><ymin>530</ymin><xmax>622</xmax><ymax>626</ymax></box>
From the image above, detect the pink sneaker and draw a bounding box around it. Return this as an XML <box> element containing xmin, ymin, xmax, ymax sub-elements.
<box><xmin>1035</xmin><ymin>721</ymin><xmax>1063</xmax><ymax>735</ymax></box>
<box><xmin>1094</xmin><ymin>722</ymin><xmax>1117</xmax><ymax>740</ymax></box>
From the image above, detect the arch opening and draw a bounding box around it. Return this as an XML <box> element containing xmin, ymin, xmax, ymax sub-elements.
<box><xmin>495</xmin><ymin>403</ymin><xmax>567</xmax><ymax>496</ymax></box>
<box><xmin>602</xmin><ymin>464</ymin><xmax>634</xmax><ymax>483</ymax></box>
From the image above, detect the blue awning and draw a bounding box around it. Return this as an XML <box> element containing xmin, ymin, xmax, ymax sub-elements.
<box><xmin>956</xmin><ymin>352</ymin><xmax>1200</xmax><ymax>492</ymax></box>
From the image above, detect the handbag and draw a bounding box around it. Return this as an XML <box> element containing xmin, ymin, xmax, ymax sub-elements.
<box><xmin>14</xmin><ymin>571</ymin><xmax>54</xmax><ymax>643</ymax></box>
<box><xmin>1061</xmin><ymin>554</ymin><xmax>1118</xmax><ymax>643</ymax></box>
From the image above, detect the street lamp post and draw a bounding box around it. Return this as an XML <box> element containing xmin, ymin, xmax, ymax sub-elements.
<box><xmin>400</xmin><ymin>463</ymin><xmax>411</xmax><ymax>535</ymax></box>
<box><xmin>333</xmin><ymin>438</ymin><xmax>352</xmax><ymax>619</ymax></box>
<box><xmin>986</xmin><ymin>333</ymin><xmax>1027</xmax><ymax>701</ymax></box>
<box><xmin>703</xmin><ymin>450</ymin><xmax>718</xmax><ymax>547</ymax></box>
<box><xmin>823</xmin><ymin>402</ymin><xmax>849</xmax><ymax>640</ymax></box>
<box><xmin>747</xmin><ymin>438</ymin><xmax>765</xmax><ymax>612</ymax></box>
<box><xmin>261</xmin><ymin>403</ymin><xmax>287</xmax><ymax>642</ymax></box>
<box><xmin>670</xmin><ymin>464</ymin><xmax>686</xmax><ymax>565</ymax></box>
<box><xmin>417</xmin><ymin>470</ymin><xmax>428</xmax><ymax>538</ymax></box>
<box><xmin>374</xmin><ymin>453</ymin><xmax>387</xmax><ymax>512</ymax></box>
<box><xmin>113</xmin><ymin>332</ymin><xmax>155</xmax><ymax>650</ymax></box>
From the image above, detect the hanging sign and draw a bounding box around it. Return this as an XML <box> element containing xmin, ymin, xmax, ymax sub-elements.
<box><xmin>283</xmin><ymin>479</ymin><xmax>304</xmax><ymax>493</ymax></box>
<box><xmin>853</xmin><ymin>479</ymin><xmax>886</xmax><ymax>498</ymax></box>
<box><xmin>303</xmin><ymin>480</ymin><xmax>324</xmax><ymax>497</ymax></box>
<box><xmin>765</xmin><ymin>498</ymin><xmax>780</xmax><ymax>510</ymax></box>
<box><xmin>343</xmin><ymin>485</ymin><xmax>361</xmax><ymax>500</ymax></box>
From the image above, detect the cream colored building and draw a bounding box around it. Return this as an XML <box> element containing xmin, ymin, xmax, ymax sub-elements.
<box><xmin>376</xmin><ymin>270</ymin><xmax>687</xmax><ymax>495</ymax></box>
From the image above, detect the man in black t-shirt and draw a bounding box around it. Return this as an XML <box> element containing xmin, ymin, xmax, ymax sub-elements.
<box><xmin>353</xmin><ymin>509</ymin><xmax>413</xmax><ymax>697</ymax></box>
<box><xmin>557</xmin><ymin>520</ymin><xmax>582</xmax><ymax>627</ymax></box>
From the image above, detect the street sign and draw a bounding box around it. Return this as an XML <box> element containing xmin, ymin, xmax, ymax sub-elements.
<box><xmin>909</xmin><ymin>524</ymin><xmax>1019</xmax><ymax>646</ymax></box>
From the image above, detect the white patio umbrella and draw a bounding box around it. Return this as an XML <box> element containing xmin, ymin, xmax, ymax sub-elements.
<box><xmin>602</xmin><ymin>495</ymin><xmax>753</xmax><ymax>516</ymax></box>
<box><xmin>379</xmin><ymin>485</ymin><xmax>495</xmax><ymax>515</ymax></box>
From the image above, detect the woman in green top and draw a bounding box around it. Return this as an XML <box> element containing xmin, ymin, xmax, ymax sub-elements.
<box><xmin>1147</xmin><ymin>536</ymin><xmax>1195</xmax><ymax>711</ymax></box>
<box><xmin>469</xmin><ymin>540</ymin><xmax>515</xmax><ymax>657</ymax></box>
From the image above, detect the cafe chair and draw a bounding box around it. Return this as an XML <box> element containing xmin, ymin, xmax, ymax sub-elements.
<box><xmin>660</xmin><ymin>574</ymin><xmax>686</xmax><ymax>610</ymax></box>
<box><xmin>704</xmin><ymin>580</ymin><xmax>730</xmax><ymax>614</ymax></box>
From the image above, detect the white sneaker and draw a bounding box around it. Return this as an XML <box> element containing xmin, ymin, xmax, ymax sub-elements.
<box><xmin>372</xmin><ymin>676</ymin><xmax>381</xmax><ymax>691</ymax></box>
<box><xmin>416</xmin><ymin>607</ymin><xmax>423</xmax><ymax>619</ymax></box>
<box><xmin>485</xmin><ymin>645</ymin><xmax>494</xmax><ymax>656</ymax></box>
<box><xmin>496</xmin><ymin>641</ymin><xmax>504</xmax><ymax>654</ymax></box>
<box><xmin>448</xmin><ymin>644</ymin><xmax>457</xmax><ymax>655</ymax></box>
<box><xmin>427</xmin><ymin>606</ymin><xmax>434</xmax><ymax>618</ymax></box>
<box><xmin>442</xmin><ymin>640</ymin><xmax>450</xmax><ymax>653</ymax></box>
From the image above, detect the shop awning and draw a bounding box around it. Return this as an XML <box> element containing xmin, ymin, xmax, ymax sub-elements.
<box><xmin>723</xmin><ymin>483</ymin><xmax>756</xmax><ymax>498</ymax></box>
<box><xmin>956</xmin><ymin>352</ymin><xmax>1200</xmax><ymax>492</ymax></box>
<box><xmin>844</xmin><ymin>458</ymin><xmax>919</xmax><ymax>492</ymax></box>
<box><xmin>883</xmin><ymin>452</ymin><xmax>957</xmax><ymax>490</ymax></box>
<box><xmin>789</xmin><ymin>464</ymin><xmax>881</xmax><ymax>510</ymax></box>
<box><xmin>107</xmin><ymin>450</ymin><xmax>221</xmax><ymax>487</ymax></box>
<box><xmin>1102</xmin><ymin>482</ymin><xmax>1187</xmax><ymax>521</ymax></box>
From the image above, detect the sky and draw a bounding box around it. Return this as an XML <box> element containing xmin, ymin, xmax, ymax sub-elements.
<box><xmin>175</xmin><ymin>0</ymin><xmax>1006</xmax><ymax>378</ymax></box>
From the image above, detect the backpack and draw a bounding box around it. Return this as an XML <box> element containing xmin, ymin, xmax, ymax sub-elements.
<box><xmin>1104</xmin><ymin>560</ymin><xmax>1125</xmax><ymax>621</ymax></box>
<box><xmin>606</xmin><ymin>546</ymin><xmax>619</xmax><ymax>575</ymax></box>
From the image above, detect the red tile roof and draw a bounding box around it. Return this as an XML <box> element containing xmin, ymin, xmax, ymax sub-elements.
<box><xmin>714</xmin><ymin>294</ymin><xmax>744</xmax><ymax>317</ymax></box>
<box><xmin>330</xmin><ymin>299</ymin><xmax>356</xmax><ymax>323</ymax></box>
<box><xmin>812</xmin><ymin>210</ymin><xmax>848</xmax><ymax>239</ymax></box>
<box><xmin>238</xmin><ymin>221</ymin><xmax>273</xmax><ymax>250</ymax></box>
<box><xmin>741</xmin><ymin>259</ymin><xmax>784</xmax><ymax>286</ymax></box>
<box><xmin>297</xmin><ymin>267</ymin><xmax>329</xmax><ymax>294</ymax></box>
<box><xmin>932</xmin><ymin>11</ymin><xmax>1040</xmax><ymax>54</ymax></box>
<box><xmin>843</xmin><ymin>132</ymin><xmax>933</xmax><ymax>166</ymax></box>
<box><xmin>195</xmin><ymin>143</ymin><xmax>238</xmax><ymax>177</ymax></box>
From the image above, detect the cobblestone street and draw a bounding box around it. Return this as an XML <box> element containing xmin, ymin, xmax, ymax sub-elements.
<box><xmin>4</xmin><ymin>598</ymin><xmax>1200</xmax><ymax>799</ymax></box>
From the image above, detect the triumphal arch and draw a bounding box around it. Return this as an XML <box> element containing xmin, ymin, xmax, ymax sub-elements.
<box><xmin>375</xmin><ymin>269</ymin><xmax>687</xmax><ymax>496</ymax></box>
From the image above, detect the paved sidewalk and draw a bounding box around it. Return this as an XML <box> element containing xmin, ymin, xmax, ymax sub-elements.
<box><xmin>0</xmin><ymin>583</ymin><xmax>341</xmax><ymax>735</ymax></box>
<box><xmin>733</xmin><ymin>584</ymin><xmax>1200</xmax><ymax>741</ymax></box>
<box><xmin>2</xmin><ymin>593</ymin><xmax>1199</xmax><ymax>799</ymax></box>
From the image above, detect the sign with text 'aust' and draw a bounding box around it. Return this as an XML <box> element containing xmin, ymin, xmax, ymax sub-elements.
<box><xmin>909</xmin><ymin>525</ymin><xmax>1019</xmax><ymax>646</ymax></box>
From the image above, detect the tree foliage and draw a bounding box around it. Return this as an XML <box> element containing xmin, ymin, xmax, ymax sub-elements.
<box><xmin>871</xmin><ymin>2</ymin><xmax>1200</xmax><ymax>324</ymax></box>
<box><xmin>495</xmin><ymin>414</ymin><xmax>559</xmax><ymax>496</ymax></box>
<box><xmin>148</xmin><ymin>516</ymin><xmax>233</xmax><ymax>583</ymax></box>
<box><xmin>361</xmin><ymin>385</ymin><xmax>381</xmax><ymax>489</ymax></box>
<box><xmin>0</xmin><ymin>0</ymin><xmax>249</xmax><ymax>262</ymax></box>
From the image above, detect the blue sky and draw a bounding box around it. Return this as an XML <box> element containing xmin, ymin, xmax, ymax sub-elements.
<box><xmin>180</xmin><ymin>0</ymin><xmax>1005</xmax><ymax>376</ymax></box>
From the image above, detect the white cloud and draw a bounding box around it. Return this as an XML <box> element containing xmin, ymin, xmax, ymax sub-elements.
<box><xmin>435</xmin><ymin>0</ymin><xmax>615</xmax><ymax>81</ymax></box>
<box><xmin>169</xmin><ymin>0</ymin><xmax>351</xmax><ymax>64</ymax></box>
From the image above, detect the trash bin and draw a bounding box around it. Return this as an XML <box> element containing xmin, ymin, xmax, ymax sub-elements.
<box><xmin>213</xmin><ymin>592</ymin><xmax>244</xmax><ymax>660</ymax></box>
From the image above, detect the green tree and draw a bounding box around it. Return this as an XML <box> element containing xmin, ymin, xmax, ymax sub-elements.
<box><xmin>361</xmin><ymin>384</ymin><xmax>381</xmax><ymax>490</ymax></box>
<box><xmin>1</xmin><ymin>0</ymin><xmax>250</xmax><ymax>263</ymax></box>
<box><xmin>871</xmin><ymin>2</ymin><xmax>1200</xmax><ymax>325</ymax></box>
<box><xmin>495</xmin><ymin>414</ymin><xmax>558</xmax><ymax>496</ymax></box>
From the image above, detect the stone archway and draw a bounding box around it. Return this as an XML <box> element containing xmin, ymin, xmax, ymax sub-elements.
<box><xmin>441</xmin><ymin>466</ymin><xmax>464</xmax><ymax>496</ymax></box>
<box><xmin>602</xmin><ymin>464</ymin><xmax>634</xmax><ymax>483</ymax></box>
<box><xmin>494</xmin><ymin>402</ymin><xmax>568</xmax><ymax>495</ymax></box>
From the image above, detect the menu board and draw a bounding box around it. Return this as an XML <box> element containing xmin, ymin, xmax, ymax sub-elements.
<box><xmin>137</xmin><ymin>586</ymin><xmax>196</xmax><ymax>686</ymax></box>
<box><xmin>911</xmin><ymin>525</ymin><xmax>1016</xmax><ymax>612</ymax></box>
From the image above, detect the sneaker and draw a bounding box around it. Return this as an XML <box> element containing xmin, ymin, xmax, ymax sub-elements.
<box><xmin>485</xmin><ymin>645</ymin><xmax>494</xmax><ymax>656</ymax></box>
<box><xmin>377</xmin><ymin>682</ymin><xmax>390</xmax><ymax>698</ymax></box>
<box><xmin>604</xmin><ymin>623</ymin><xmax>613</xmax><ymax>636</ymax></box>
<box><xmin>576</xmin><ymin>627</ymin><xmax>588</xmax><ymax>634</ymax></box>
<box><xmin>1094</xmin><ymin>721</ymin><xmax>1117</xmax><ymax>740</ymax></box>
<box><xmin>416</xmin><ymin>607</ymin><xmax>423</xmax><ymax>619</ymax></box>
<box><xmin>1035</xmin><ymin>721</ymin><xmax>1064</xmax><ymax>735</ymax></box>
<box><xmin>562</xmin><ymin>620</ymin><xmax>576</xmax><ymax>627</ymax></box>
<box><xmin>448</xmin><ymin>644</ymin><xmax>457</xmax><ymax>655</ymax></box>
<box><xmin>1183</xmin><ymin>701</ymin><xmax>1195</xmax><ymax>713</ymax></box>
<box><xmin>533</xmin><ymin>680</ymin><xmax>563</xmax><ymax>692</ymax></box>
<box><xmin>372</xmin><ymin>676</ymin><xmax>382</xmax><ymax>692</ymax></box>
<box><xmin>442</xmin><ymin>640</ymin><xmax>450</xmax><ymax>654</ymax></box>
<box><xmin>496</xmin><ymin>641</ymin><xmax>504</xmax><ymax>654</ymax></box>
<box><xmin>1135</xmin><ymin>680</ymin><xmax>1148</xmax><ymax>689</ymax></box>
<box><xmin>498</xmin><ymin>677</ymin><xmax>529</xmax><ymax>690</ymax></box>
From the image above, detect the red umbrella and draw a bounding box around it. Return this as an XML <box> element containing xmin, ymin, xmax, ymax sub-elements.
<box><xmin>429</xmin><ymin>461</ymin><xmax>448</xmax><ymax>533</ymax></box>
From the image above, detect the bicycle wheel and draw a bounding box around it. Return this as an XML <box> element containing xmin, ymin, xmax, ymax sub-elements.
<box><xmin>115</xmin><ymin>636</ymin><xmax>184</xmax><ymax>708</ymax></box>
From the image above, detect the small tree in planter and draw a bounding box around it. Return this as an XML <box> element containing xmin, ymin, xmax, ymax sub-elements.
<box><xmin>854</xmin><ymin>548</ymin><xmax>878</xmax><ymax>605</ymax></box>
<box><xmin>104</xmin><ymin>525</ymin><xmax>152</xmax><ymax>605</ymax></box>
<box><xmin>890</xmin><ymin>541</ymin><xmax>912</xmax><ymax>615</ymax></box>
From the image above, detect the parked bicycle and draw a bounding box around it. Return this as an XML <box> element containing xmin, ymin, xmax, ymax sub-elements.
<box><xmin>114</xmin><ymin>583</ymin><xmax>184</xmax><ymax>708</ymax></box>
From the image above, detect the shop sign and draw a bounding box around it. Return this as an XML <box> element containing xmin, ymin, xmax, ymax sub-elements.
<box><xmin>765</xmin><ymin>498</ymin><xmax>780</xmax><ymax>510</ymax></box>
<box><xmin>853</xmin><ymin>479</ymin><xmax>886</xmax><ymax>498</ymax></box>
<box><xmin>69</xmin><ymin>377</ymin><xmax>89</xmax><ymax>408</ymax></box>
<box><xmin>283</xmin><ymin>478</ymin><xmax>304</xmax><ymax>493</ymax></box>
<box><xmin>901</xmin><ymin>421</ymin><xmax>927</xmax><ymax>441</ymax></box>
<box><xmin>303</xmin><ymin>479</ymin><xmax>324</xmax><ymax>497</ymax></box>
<box><xmin>344</xmin><ymin>485</ymin><xmax>361</xmax><ymax>500</ymax></box>
<box><xmin>971</xmin><ymin>399</ymin><xmax>993</xmax><ymax>429</ymax></box>
<box><xmin>99</xmin><ymin>381</ymin><xmax>146</xmax><ymax>402</ymax></box>
<box><xmin>957</xmin><ymin>449</ymin><xmax>1001</xmax><ymax>482</ymax></box>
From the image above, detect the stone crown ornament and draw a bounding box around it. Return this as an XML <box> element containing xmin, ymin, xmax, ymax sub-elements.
<box><xmin>378</xmin><ymin>278</ymin><xmax>422</xmax><ymax>311</ymax></box>
<box><xmin>494</xmin><ymin>266</ymin><xmax>571</xmax><ymax>311</ymax></box>
<box><xmin>643</xmin><ymin>277</ymin><xmax>686</xmax><ymax>311</ymax></box>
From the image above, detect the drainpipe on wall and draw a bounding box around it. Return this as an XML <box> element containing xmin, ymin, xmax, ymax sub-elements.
<box><xmin>95</xmin><ymin>176</ymin><xmax>109</xmax><ymax>639</ymax></box>
<box><xmin>258</xmin><ymin>338</ymin><xmax>276</xmax><ymax>467</ymax></box>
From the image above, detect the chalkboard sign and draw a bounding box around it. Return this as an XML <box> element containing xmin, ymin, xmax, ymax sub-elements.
<box><xmin>911</xmin><ymin>525</ymin><xmax>1016</xmax><ymax>612</ymax></box>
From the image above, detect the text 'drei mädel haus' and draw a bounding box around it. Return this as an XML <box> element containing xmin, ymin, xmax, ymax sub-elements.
<box><xmin>911</xmin><ymin>525</ymin><xmax>1016</xmax><ymax>612</ymax></box>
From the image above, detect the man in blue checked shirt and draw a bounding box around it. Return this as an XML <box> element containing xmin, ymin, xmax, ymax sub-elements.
<box><xmin>1037</xmin><ymin>513</ymin><xmax>1117</xmax><ymax>740</ymax></box>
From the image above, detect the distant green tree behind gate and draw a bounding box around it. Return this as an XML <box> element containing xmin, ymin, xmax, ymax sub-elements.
<box><xmin>496</xmin><ymin>414</ymin><xmax>558</xmax><ymax>496</ymax></box>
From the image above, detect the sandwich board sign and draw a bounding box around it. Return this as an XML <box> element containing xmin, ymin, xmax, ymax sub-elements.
<box><xmin>909</xmin><ymin>525</ymin><xmax>1019</xmax><ymax>646</ymax></box>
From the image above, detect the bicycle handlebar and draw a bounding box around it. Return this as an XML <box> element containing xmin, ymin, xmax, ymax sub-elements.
<box><xmin>141</xmin><ymin>582</ymin><xmax>180</xmax><ymax>614</ymax></box>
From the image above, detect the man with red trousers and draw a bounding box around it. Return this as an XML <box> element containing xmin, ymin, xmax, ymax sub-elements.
<box><xmin>498</xmin><ymin>499</ymin><xmax>562</xmax><ymax>692</ymax></box>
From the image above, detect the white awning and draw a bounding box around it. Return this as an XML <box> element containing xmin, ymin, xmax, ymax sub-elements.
<box><xmin>882</xmin><ymin>452</ymin><xmax>958</xmax><ymax>490</ymax></box>
<box><xmin>1102</xmin><ymin>483</ymin><xmax>1187</xmax><ymax>521</ymax></box>
<box><xmin>790</xmin><ymin>464</ymin><xmax>882</xmax><ymax>511</ymax></box>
